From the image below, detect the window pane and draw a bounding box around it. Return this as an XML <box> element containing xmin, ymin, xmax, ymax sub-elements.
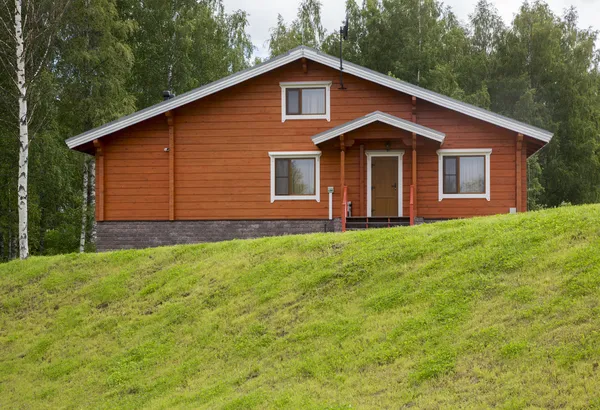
<box><xmin>275</xmin><ymin>159</ymin><xmax>289</xmax><ymax>177</ymax></box>
<box><xmin>301</xmin><ymin>88</ymin><xmax>325</xmax><ymax>114</ymax></box>
<box><xmin>275</xmin><ymin>178</ymin><xmax>289</xmax><ymax>195</ymax></box>
<box><xmin>444</xmin><ymin>157</ymin><xmax>457</xmax><ymax>175</ymax></box>
<box><xmin>290</xmin><ymin>159</ymin><xmax>315</xmax><ymax>195</ymax></box>
<box><xmin>459</xmin><ymin>156</ymin><xmax>485</xmax><ymax>193</ymax></box>
<box><xmin>286</xmin><ymin>89</ymin><xmax>300</xmax><ymax>114</ymax></box>
<box><xmin>275</xmin><ymin>159</ymin><xmax>289</xmax><ymax>195</ymax></box>
<box><xmin>444</xmin><ymin>175</ymin><xmax>457</xmax><ymax>194</ymax></box>
<box><xmin>443</xmin><ymin>157</ymin><xmax>457</xmax><ymax>193</ymax></box>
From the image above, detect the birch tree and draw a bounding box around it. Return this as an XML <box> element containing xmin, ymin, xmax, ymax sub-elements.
<box><xmin>78</xmin><ymin>158</ymin><xmax>88</xmax><ymax>253</ymax></box>
<box><xmin>268</xmin><ymin>0</ymin><xmax>325</xmax><ymax>57</ymax></box>
<box><xmin>0</xmin><ymin>0</ymin><xmax>70</xmax><ymax>259</ymax></box>
<box><xmin>14</xmin><ymin>0</ymin><xmax>28</xmax><ymax>259</ymax></box>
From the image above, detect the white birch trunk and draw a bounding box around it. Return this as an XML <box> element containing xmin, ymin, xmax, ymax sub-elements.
<box><xmin>79</xmin><ymin>159</ymin><xmax>89</xmax><ymax>253</ymax></box>
<box><xmin>15</xmin><ymin>0</ymin><xmax>29</xmax><ymax>260</ymax></box>
<box><xmin>90</xmin><ymin>159</ymin><xmax>97</xmax><ymax>246</ymax></box>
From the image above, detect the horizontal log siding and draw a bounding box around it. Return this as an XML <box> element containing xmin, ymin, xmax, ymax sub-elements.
<box><xmin>98</xmin><ymin>59</ymin><xmax>529</xmax><ymax>221</ymax></box>
<box><xmin>416</xmin><ymin>101</ymin><xmax>519</xmax><ymax>218</ymax></box>
<box><xmin>171</xmin><ymin>61</ymin><xmax>413</xmax><ymax>220</ymax></box>
<box><xmin>102</xmin><ymin>116</ymin><xmax>169</xmax><ymax>220</ymax></box>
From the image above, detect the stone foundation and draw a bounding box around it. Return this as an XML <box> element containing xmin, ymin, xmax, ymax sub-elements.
<box><xmin>97</xmin><ymin>219</ymin><xmax>342</xmax><ymax>252</ymax></box>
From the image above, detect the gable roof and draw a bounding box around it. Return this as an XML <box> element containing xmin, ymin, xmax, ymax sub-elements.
<box><xmin>312</xmin><ymin>111</ymin><xmax>445</xmax><ymax>145</ymax></box>
<box><xmin>65</xmin><ymin>46</ymin><xmax>553</xmax><ymax>149</ymax></box>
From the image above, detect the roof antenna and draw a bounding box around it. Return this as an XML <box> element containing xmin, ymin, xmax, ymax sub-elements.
<box><xmin>339</xmin><ymin>15</ymin><xmax>349</xmax><ymax>90</ymax></box>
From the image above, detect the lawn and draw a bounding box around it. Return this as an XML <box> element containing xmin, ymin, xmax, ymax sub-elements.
<box><xmin>1</xmin><ymin>205</ymin><xmax>600</xmax><ymax>408</ymax></box>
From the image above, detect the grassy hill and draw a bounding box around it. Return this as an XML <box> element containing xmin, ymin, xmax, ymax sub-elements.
<box><xmin>1</xmin><ymin>205</ymin><xmax>600</xmax><ymax>409</ymax></box>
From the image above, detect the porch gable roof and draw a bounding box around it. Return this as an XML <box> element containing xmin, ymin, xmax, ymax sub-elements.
<box><xmin>311</xmin><ymin>111</ymin><xmax>446</xmax><ymax>145</ymax></box>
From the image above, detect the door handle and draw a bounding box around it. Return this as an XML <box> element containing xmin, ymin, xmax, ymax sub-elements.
<box><xmin>392</xmin><ymin>183</ymin><xmax>397</xmax><ymax>191</ymax></box>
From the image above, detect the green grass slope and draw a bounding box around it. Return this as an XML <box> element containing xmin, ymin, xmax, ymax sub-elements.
<box><xmin>2</xmin><ymin>206</ymin><xmax>600</xmax><ymax>409</ymax></box>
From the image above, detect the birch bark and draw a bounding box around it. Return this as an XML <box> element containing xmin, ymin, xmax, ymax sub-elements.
<box><xmin>15</xmin><ymin>0</ymin><xmax>29</xmax><ymax>259</ymax></box>
<box><xmin>79</xmin><ymin>159</ymin><xmax>89</xmax><ymax>253</ymax></box>
<box><xmin>90</xmin><ymin>160</ymin><xmax>97</xmax><ymax>246</ymax></box>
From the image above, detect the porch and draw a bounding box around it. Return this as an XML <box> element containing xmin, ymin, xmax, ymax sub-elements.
<box><xmin>311</xmin><ymin>110</ymin><xmax>446</xmax><ymax>231</ymax></box>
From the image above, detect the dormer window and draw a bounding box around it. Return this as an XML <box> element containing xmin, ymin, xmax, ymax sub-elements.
<box><xmin>280</xmin><ymin>81</ymin><xmax>331</xmax><ymax>122</ymax></box>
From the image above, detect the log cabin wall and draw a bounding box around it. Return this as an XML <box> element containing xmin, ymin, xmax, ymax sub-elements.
<box><xmin>416</xmin><ymin>101</ymin><xmax>522</xmax><ymax>218</ymax></box>
<box><xmin>101</xmin><ymin>115</ymin><xmax>170</xmax><ymax>220</ymax></box>
<box><xmin>97</xmin><ymin>59</ymin><xmax>531</xmax><ymax>222</ymax></box>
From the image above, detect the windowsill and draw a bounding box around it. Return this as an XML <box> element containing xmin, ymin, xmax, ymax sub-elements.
<box><xmin>282</xmin><ymin>114</ymin><xmax>330</xmax><ymax>122</ymax></box>
<box><xmin>439</xmin><ymin>193</ymin><xmax>490</xmax><ymax>201</ymax></box>
<box><xmin>272</xmin><ymin>195</ymin><xmax>320</xmax><ymax>203</ymax></box>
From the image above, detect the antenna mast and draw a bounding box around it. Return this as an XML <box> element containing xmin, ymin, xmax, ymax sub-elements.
<box><xmin>339</xmin><ymin>16</ymin><xmax>348</xmax><ymax>90</ymax></box>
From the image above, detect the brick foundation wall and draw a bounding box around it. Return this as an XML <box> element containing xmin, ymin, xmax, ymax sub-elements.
<box><xmin>96</xmin><ymin>219</ymin><xmax>342</xmax><ymax>252</ymax></box>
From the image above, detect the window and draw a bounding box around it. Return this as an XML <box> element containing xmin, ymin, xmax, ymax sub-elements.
<box><xmin>437</xmin><ymin>149</ymin><xmax>492</xmax><ymax>201</ymax></box>
<box><xmin>285</xmin><ymin>88</ymin><xmax>326</xmax><ymax>115</ymax></box>
<box><xmin>443</xmin><ymin>156</ymin><xmax>485</xmax><ymax>194</ymax></box>
<box><xmin>269</xmin><ymin>152</ymin><xmax>321</xmax><ymax>202</ymax></box>
<box><xmin>280</xmin><ymin>82</ymin><xmax>331</xmax><ymax>122</ymax></box>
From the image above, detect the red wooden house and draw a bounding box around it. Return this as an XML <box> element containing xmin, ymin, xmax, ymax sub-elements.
<box><xmin>66</xmin><ymin>46</ymin><xmax>553</xmax><ymax>251</ymax></box>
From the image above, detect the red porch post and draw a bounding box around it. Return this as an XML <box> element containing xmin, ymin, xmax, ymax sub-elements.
<box><xmin>359</xmin><ymin>144</ymin><xmax>364</xmax><ymax>217</ymax></box>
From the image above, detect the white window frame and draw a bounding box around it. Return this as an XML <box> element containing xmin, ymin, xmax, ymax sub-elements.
<box><xmin>366</xmin><ymin>150</ymin><xmax>404</xmax><ymax>217</ymax></box>
<box><xmin>437</xmin><ymin>148</ymin><xmax>492</xmax><ymax>201</ymax></box>
<box><xmin>280</xmin><ymin>81</ymin><xmax>331</xmax><ymax>122</ymax></box>
<box><xmin>269</xmin><ymin>151</ymin><xmax>321</xmax><ymax>203</ymax></box>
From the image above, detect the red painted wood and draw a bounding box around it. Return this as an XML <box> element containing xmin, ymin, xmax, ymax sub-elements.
<box><xmin>89</xmin><ymin>59</ymin><xmax>539</xmax><ymax>221</ymax></box>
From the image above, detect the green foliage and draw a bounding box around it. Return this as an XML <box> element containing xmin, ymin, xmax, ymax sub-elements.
<box><xmin>294</xmin><ymin>0</ymin><xmax>600</xmax><ymax>209</ymax></box>
<box><xmin>1</xmin><ymin>0</ymin><xmax>599</xmax><ymax>260</ymax></box>
<box><xmin>1</xmin><ymin>206</ymin><xmax>600</xmax><ymax>407</ymax></box>
<box><xmin>0</xmin><ymin>0</ymin><xmax>252</xmax><ymax>260</ymax></box>
<box><xmin>127</xmin><ymin>0</ymin><xmax>253</xmax><ymax>108</ymax></box>
<box><xmin>268</xmin><ymin>0</ymin><xmax>326</xmax><ymax>57</ymax></box>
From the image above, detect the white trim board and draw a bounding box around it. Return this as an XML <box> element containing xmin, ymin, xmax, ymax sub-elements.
<box><xmin>366</xmin><ymin>150</ymin><xmax>405</xmax><ymax>217</ymax></box>
<box><xmin>280</xmin><ymin>81</ymin><xmax>331</xmax><ymax>122</ymax></box>
<box><xmin>268</xmin><ymin>151</ymin><xmax>321</xmax><ymax>203</ymax></box>
<box><xmin>311</xmin><ymin>111</ymin><xmax>445</xmax><ymax>145</ymax></box>
<box><xmin>437</xmin><ymin>148</ymin><xmax>492</xmax><ymax>201</ymax></box>
<box><xmin>66</xmin><ymin>46</ymin><xmax>553</xmax><ymax>150</ymax></box>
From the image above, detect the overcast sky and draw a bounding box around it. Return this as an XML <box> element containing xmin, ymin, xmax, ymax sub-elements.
<box><xmin>223</xmin><ymin>0</ymin><xmax>600</xmax><ymax>58</ymax></box>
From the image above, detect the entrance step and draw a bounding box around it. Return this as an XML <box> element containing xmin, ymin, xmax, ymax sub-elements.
<box><xmin>346</xmin><ymin>217</ymin><xmax>410</xmax><ymax>230</ymax></box>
